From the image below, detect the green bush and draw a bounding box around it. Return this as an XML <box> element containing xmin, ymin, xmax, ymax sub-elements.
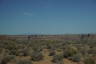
<box><xmin>63</xmin><ymin>45</ymin><xmax>78</xmax><ymax>58</ymax></box>
<box><xmin>68</xmin><ymin>54</ymin><xmax>81</xmax><ymax>62</ymax></box>
<box><xmin>9</xmin><ymin>49</ymin><xmax>17</xmax><ymax>55</ymax></box>
<box><xmin>31</xmin><ymin>51</ymin><xmax>43</xmax><ymax>61</ymax></box>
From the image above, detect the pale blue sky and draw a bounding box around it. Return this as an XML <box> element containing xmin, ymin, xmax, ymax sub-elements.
<box><xmin>0</xmin><ymin>0</ymin><xmax>96</xmax><ymax>35</ymax></box>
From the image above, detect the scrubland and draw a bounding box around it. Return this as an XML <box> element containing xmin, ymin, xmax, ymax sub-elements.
<box><xmin>0</xmin><ymin>34</ymin><xmax>96</xmax><ymax>64</ymax></box>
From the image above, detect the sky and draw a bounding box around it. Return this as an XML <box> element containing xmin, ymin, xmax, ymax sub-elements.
<box><xmin>0</xmin><ymin>0</ymin><xmax>96</xmax><ymax>35</ymax></box>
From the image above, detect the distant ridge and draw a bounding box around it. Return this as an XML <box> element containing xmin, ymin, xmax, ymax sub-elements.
<box><xmin>0</xmin><ymin>34</ymin><xmax>96</xmax><ymax>41</ymax></box>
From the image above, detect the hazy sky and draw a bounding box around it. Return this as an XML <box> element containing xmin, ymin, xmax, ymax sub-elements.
<box><xmin>0</xmin><ymin>0</ymin><xmax>96</xmax><ymax>35</ymax></box>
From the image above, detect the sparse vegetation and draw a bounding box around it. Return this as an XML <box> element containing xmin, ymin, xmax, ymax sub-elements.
<box><xmin>84</xmin><ymin>57</ymin><xmax>96</xmax><ymax>64</ymax></box>
<box><xmin>0</xmin><ymin>34</ymin><xmax>96</xmax><ymax>64</ymax></box>
<box><xmin>16</xmin><ymin>60</ymin><xmax>32</xmax><ymax>64</ymax></box>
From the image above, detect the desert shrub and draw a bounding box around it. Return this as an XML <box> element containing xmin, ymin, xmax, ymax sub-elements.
<box><xmin>46</xmin><ymin>43</ymin><xmax>52</xmax><ymax>49</ymax></box>
<box><xmin>83</xmin><ymin>57</ymin><xmax>95</xmax><ymax>64</ymax></box>
<box><xmin>56</xmin><ymin>49</ymin><xmax>62</xmax><ymax>52</ymax></box>
<box><xmin>15</xmin><ymin>49</ymin><xmax>23</xmax><ymax>56</ymax></box>
<box><xmin>52</xmin><ymin>54</ymin><xmax>64</xmax><ymax>64</ymax></box>
<box><xmin>32</xmin><ymin>46</ymin><xmax>42</xmax><ymax>52</ymax></box>
<box><xmin>88</xmin><ymin>47</ymin><xmax>96</xmax><ymax>55</ymax></box>
<box><xmin>0</xmin><ymin>55</ymin><xmax>15</xmax><ymax>64</ymax></box>
<box><xmin>0</xmin><ymin>59</ymin><xmax>8</xmax><ymax>64</ymax></box>
<box><xmin>6</xmin><ymin>55</ymin><xmax>16</xmax><ymax>60</ymax></box>
<box><xmin>21</xmin><ymin>48</ymin><xmax>29</xmax><ymax>56</ymax></box>
<box><xmin>63</xmin><ymin>45</ymin><xmax>78</xmax><ymax>58</ymax></box>
<box><xmin>16</xmin><ymin>48</ymin><xmax>30</xmax><ymax>56</ymax></box>
<box><xmin>80</xmin><ymin>45</ymin><xmax>90</xmax><ymax>56</ymax></box>
<box><xmin>31</xmin><ymin>51</ymin><xmax>43</xmax><ymax>61</ymax></box>
<box><xmin>5</xmin><ymin>40</ymin><xmax>17</xmax><ymax>50</ymax></box>
<box><xmin>9</xmin><ymin>49</ymin><xmax>17</xmax><ymax>55</ymax></box>
<box><xmin>0</xmin><ymin>48</ymin><xmax>3</xmax><ymax>54</ymax></box>
<box><xmin>68</xmin><ymin>54</ymin><xmax>81</xmax><ymax>62</ymax></box>
<box><xmin>49</xmin><ymin>49</ymin><xmax>56</xmax><ymax>56</ymax></box>
<box><xmin>26</xmin><ymin>47</ymin><xmax>33</xmax><ymax>56</ymax></box>
<box><xmin>16</xmin><ymin>60</ymin><xmax>32</xmax><ymax>64</ymax></box>
<box><xmin>32</xmin><ymin>46</ymin><xmax>39</xmax><ymax>51</ymax></box>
